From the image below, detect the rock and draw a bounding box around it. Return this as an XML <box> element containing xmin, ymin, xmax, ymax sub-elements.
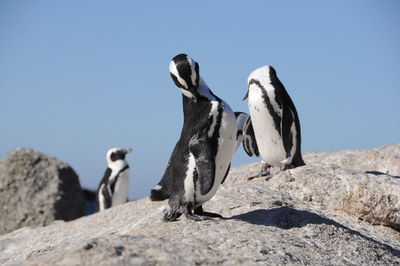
<box><xmin>0</xmin><ymin>148</ymin><xmax>85</xmax><ymax>235</ymax></box>
<box><xmin>305</xmin><ymin>143</ymin><xmax>400</xmax><ymax>177</ymax></box>
<box><xmin>265</xmin><ymin>144</ymin><xmax>400</xmax><ymax>230</ymax></box>
<box><xmin>0</xmin><ymin>145</ymin><xmax>399</xmax><ymax>265</ymax></box>
<box><xmin>267</xmin><ymin>164</ymin><xmax>400</xmax><ymax>230</ymax></box>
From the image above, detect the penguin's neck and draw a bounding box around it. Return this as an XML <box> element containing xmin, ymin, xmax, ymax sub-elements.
<box><xmin>108</xmin><ymin>160</ymin><xmax>128</xmax><ymax>173</ymax></box>
<box><xmin>197</xmin><ymin>78</ymin><xmax>216</xmax><ymax>101</ymax></box>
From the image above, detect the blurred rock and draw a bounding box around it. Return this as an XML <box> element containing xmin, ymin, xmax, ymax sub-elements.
<box><xmin>82</xmin><ymin>188</ymin><xmax>97</xmax><ymax>215</ymax></box>
<box><xmin>0</xmin><ymin>148</ymin><xmax>85</xmax><ymax>235</ymax></box>
<box><xmin>0</xmin><ymin>145</ymin><xmax>399</xmax><ymax>265</ymax></box>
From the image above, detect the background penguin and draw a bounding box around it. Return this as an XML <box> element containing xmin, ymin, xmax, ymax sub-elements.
<box><xmin>234</xmin><ymin>112</ymin><xmax>249</xmax><ymax>152</ymax></box>
<box><xmin>96</xmin><ymin>147</ymin><xmax>132</xmax><ymax>212</ymax></box>
<box><xmin>242</xmin><ymin>65</ymin><xmax>305</xmax><ymax>180</ymax></box>
<box><xmin>150</xmin><ymin>54</ymin><xmax>237</xmax><ymax>222</ymax></box>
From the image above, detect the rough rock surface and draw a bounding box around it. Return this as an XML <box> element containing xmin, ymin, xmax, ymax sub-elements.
<box><xmin>0</xmin><ymin>145</ymin><xmax>399</xmax><ymax>265</ymax></box>
<box><xmin>0</xmin><ymin>148</ymin><xmax>85</xmax><ymax>235</ymax></box>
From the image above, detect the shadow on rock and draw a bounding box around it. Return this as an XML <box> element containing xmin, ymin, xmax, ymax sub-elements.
<box><xmin>365</xmin><ymin>171</ymin><xmax>400</xmax><ymax>179</ymax></box>
<box><xmin>230</xmin><ymin>207</ymin><xmax>400</xmax><ymax>257</ymax></box>
<box><xmin>230</xmin><ymin>207</ymin><xmax>334</xmax><ymax>229</ymax></box>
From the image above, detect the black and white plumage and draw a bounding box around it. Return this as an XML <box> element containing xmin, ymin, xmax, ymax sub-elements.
<box><xmin>234</xmin><ymin>112</ymin><xmax>249</xmax><ymax>152</ymax></box>
<box><xmin>96</xmin><ymin>147</ymin><xmax>132</xmax><ymax>212</ymax></box>
<box><xmin>150</xmin><ymin>54</ymin><xmax>237</xmax><ymax>222</ymax></box>
<box><xmin>243</xmin><ymin>66</ymin><xmax>305</xmax><ymax>180</ymax></box>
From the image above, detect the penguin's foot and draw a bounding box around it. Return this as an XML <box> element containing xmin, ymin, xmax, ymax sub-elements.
<box><xmin>194</xmin><ymin>206</ymin><xmax>224</xmax><ymax>219</ymax></box>
<box><xmin>247</xmin><ymin>163</ymin><xmax>272</xmax><ymax>180</ymax></box>
<box><xmin>185</xmin><ymin>213</ymin><xmax>212</xmax><ymax>221</ymax></box>
<box><xmin>161</xmin><ymin>202</ymin><xmax>182</xmax><ymax>222</ymax></box>
<box><xmin>264</xmin><ymin>174</ymin><xmax>273</xmax><ymax>181</ymax></box>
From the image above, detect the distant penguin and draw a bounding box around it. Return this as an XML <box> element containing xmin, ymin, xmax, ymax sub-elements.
<box><xmin>234</xmin><ymin>112</ymin><xmax>249</xmax><ymax>152</ymax></box>
<box><xmin>150</xmin><ymin>54</ymin><xmax>237</xmax><ymax>221</ymax></box>
<box><xmin>242</xmin><ymin>66</ymin><xmax>305</xmax><ymax>180</ymax></box>
<box><xmin>96</xmin><ymin>147</ymin><xmax>132</xmax><ymax>212</ymax></box>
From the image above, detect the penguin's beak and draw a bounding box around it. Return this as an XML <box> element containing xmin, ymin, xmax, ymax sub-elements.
<box><xmin>242</xmin><ymin>90</ymin><xmax>249</xmax><ymax>101</ymax></box>
<box><xmin>122</xmin><ymin>148</ymin><xmax>133</xmax><ymax>154</ymax></box>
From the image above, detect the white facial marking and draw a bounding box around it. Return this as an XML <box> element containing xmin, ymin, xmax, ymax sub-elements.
<box><xmin>187</xmin><ymin>56</ymin><xmax>197</xmax><ymax>86</ymax></box>
<box><xmin>179</xmin><ymin>88</ymin><xmax>195</xmax><ymax>99</ymax></box>
<box><xmin>169</xmin><ymin>60</ymin><xmax>188</xmax><ymax>89</ymax></box>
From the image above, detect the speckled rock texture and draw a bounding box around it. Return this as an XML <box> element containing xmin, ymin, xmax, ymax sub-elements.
<box><xmin>268</xmin><ymin>144</ymin><xmax>400</xmax><ymax>231</ymax></box>
<box><xmin>0</xmin><ymin>144</ymin><xmax>399</xmax><ymax>265</ymax></box>
<box><xmin>0</xmin><ymin>148</ymin><xmax>85</xmax><ymax>235</ymax></box>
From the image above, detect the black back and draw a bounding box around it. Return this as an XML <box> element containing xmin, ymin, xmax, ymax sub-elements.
<box><xmin>95</xmin><ymin>167</ymin><xmax>112</xmax><ymax>211</ymax></box>
<box><xmin>155</xmin><ymin>93</ymin><xmax>222</xmax><ymax>199</ymax></box>
<box><xmin>269</xmin><ymin>67</ymin><xmax>305</xmax><ymax>166</ymax></box>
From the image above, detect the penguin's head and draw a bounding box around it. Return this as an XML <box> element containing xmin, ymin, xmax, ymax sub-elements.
<box><xmin>243</xmin><ymin>65</ymin><xmax>276</xmax><ymax>100</ymax></box>
<box><xmin>106</xmin><ymin>147</ymin><xmax>132</xmax><ymax>165</ymax></box>
<box><xmin>169</xmin><ymin>54</ymin><xmax>200</xmax><ymax>103</ymax></box>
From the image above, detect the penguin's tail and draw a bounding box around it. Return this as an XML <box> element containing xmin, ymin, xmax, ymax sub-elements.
<box><xmin>150</xmin><ymin>184</ymin><xmax>169</xmax><ymax>201</ymax></box>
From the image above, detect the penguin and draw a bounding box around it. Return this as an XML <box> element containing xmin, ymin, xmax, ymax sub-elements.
<box><xmin>150</xmin><ymin>54</ymin><xmax>237</xmax><ymax>222</ymax></box>
<box><xmin>234</xmin><ymin>112</ymin><xmax>249</xmax><ymax>152</ymax></box>
<box><xmin>96</xmin><ymin>147</ymin><xmax>132</xmax><ymax>212</ymax></box>
<box><xmin>242</xmin><ymin>66</ymin><xmax>305</xmax><ymax>180</ymax></box>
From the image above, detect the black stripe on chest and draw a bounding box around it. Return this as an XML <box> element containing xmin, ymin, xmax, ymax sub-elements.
<box><xmin>249</xmin><ymin>79</ymin><xmax>282</xmax><ymax>136</ymax></box>
<box><xmin>110</xmin><ymin>165</ymin><xmax>129</xmax><ymax>193</ymax></box>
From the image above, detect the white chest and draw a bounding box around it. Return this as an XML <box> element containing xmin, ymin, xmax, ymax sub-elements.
<box><xmin>248</xmin><ymin>84</ymin><xmax>286</xmax><ymax>167</ymax></box>
<box><xmin>184</xmin><ymin>100</ymin><xmax>237</xmax><ymax>207</ymax></box>
<box><xmin>111</xmin><ymin>168</ymin><xmax>130</xmax><ymax>206</ymax></box>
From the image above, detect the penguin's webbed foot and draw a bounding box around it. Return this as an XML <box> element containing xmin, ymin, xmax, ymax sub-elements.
<box><xmin>185</xmin><ymin>213</ymin><xmax>212</xmax><ymax>221</ymax></box>
<box><xmin>264</xmin><ymin>174</ymin><xmax>273</xmax><ymax>181</ymax></box>
<box><xmin>194</xmin><ymin>206</ymin><xmax>224</xmax><ymax>219</ymax></box>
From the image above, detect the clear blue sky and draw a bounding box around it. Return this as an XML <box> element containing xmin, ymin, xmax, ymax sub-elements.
<box><xmin>1</xmin><ymin>1</ymin><xmax>399</xmax><ymax>200</ymax></box>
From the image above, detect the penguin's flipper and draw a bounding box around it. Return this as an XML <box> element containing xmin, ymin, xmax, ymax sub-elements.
<box><xmin>100</xmin><ymin>184</ymin><xmax>112</xmax><ymax>210</ymax></box>
<box><xmin>242</xmin><ymin>116</ymin><xmax>260</xmax><ymax>157</ymax></box>
<box><xmin>194</xmin><ymin>205</ymin><xmax>224</xmax><ymax>219</ymax></box>
<box><xmin>281</xmin><ymin>105</ymin><xmax>294</xmax><ymax>157</ymax></box>
<box><xmin>221</xmin><ymin>163</ymin><xmax>231</xmax><ymax>184</ymax></box>
<box><xmin>96</xmin><ymin>168</ymin><xmax>112</xmax><ymax>211</ymax></box>
<box><xmin>189</xmin><ymin>123</ymin><xmax>215</xmax><ymax>196</ymax></box>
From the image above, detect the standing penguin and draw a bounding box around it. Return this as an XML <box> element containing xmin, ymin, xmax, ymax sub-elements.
<box><xmin>96</xmin><ymin>147</ymin><xmax>132</xmax><ymax>212</ymax></box>
<box><xmin>150</xmin><ymin>54</ymin><xmax>237</xmax><ymax>222</ymax></box>
<box><xmin>242</xmin><ymin>66</ymin><xmax>305</xmax><ymax>180</ymax></box>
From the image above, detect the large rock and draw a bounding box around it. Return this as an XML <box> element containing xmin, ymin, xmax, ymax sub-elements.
<box><xmin>266</xmin><ymin>144</ymin><xmax>400</xmax><ymax>230</ymax></box>
<box><xmin>0</xmin><ymin>148</ymin><xmax>85</xmax><ymax>235</ymax></box>
<box><xmin>268</xmin><ymin>164</ymin><xmax>400</xmax><ymax>230</ymax></box>
<box><xmin>0</xmin><ymin>145</ymin><xmax>399</xmax><ymax>265</ymax></box>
